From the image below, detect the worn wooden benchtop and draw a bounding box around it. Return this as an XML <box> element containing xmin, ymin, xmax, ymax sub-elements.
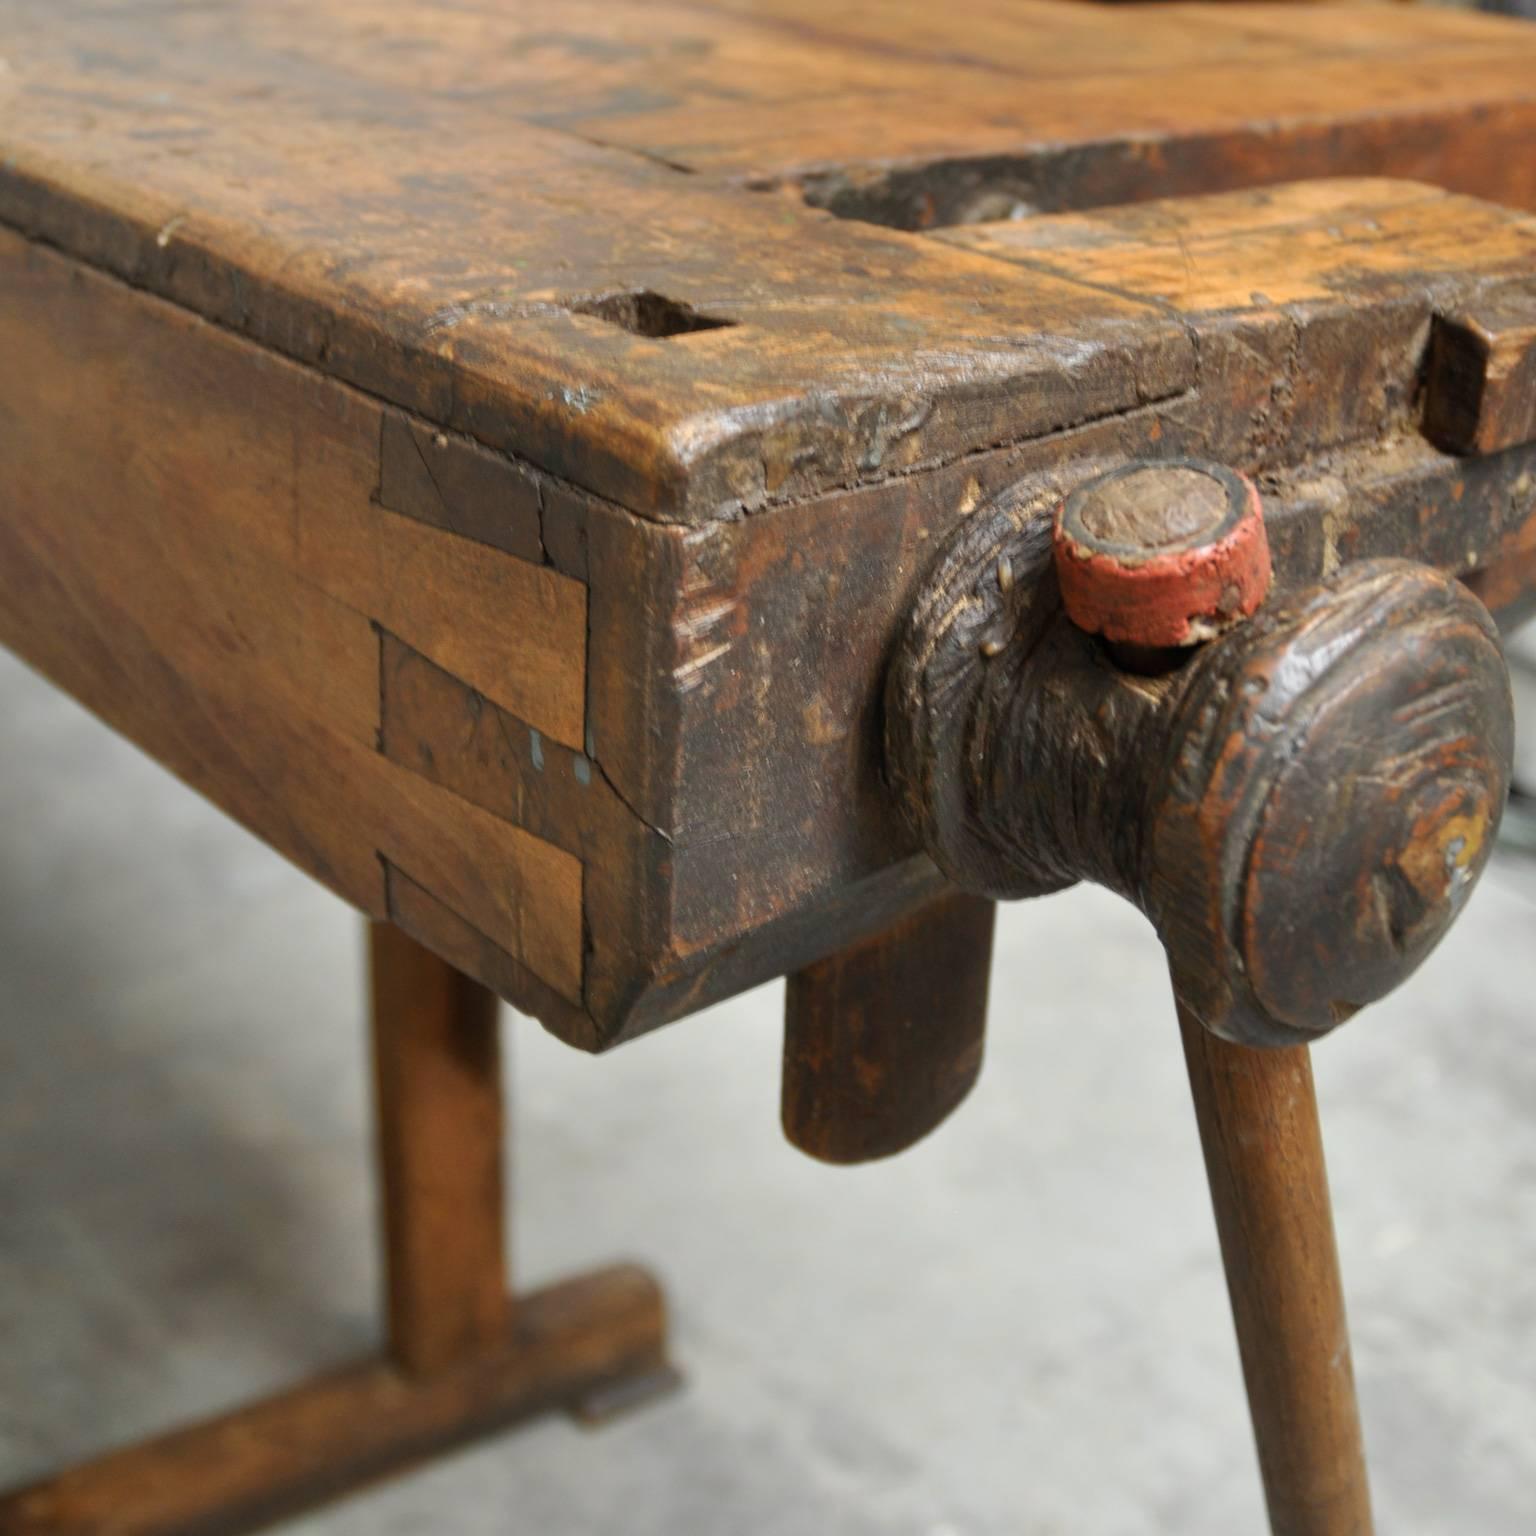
<box><xmin>6</xmin><ymin>2</ymin><xmax>1536</xmax><ymax>521</ymax></box>
<box><xmin>4</xmin><ymin>2</ymin><xmax>1536</xmax><ymax>1048</ymax></box>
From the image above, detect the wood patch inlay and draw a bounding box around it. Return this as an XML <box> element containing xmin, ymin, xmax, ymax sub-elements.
<box><xmin>378</xmin><ymin>412</ymin><xmax>545</xmax><ymax>564</ymax></box>
<box><xmin>380</xmin><ymin>631</ymin><xmax>627</xmax><ymax>863</ymax></box>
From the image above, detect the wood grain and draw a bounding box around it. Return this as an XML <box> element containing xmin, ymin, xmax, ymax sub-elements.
<box><xmin>370</xmin><ymin>923</ymin><xmax>510</xmax><ymax>1376</ymax></box>
<box><xmin>946</xmin><ymin>178</ymin><xmax>1536</xmax><ymax>313</ymax></box>
<box><xmin>1426</xmin><ymin>284</ymin><xmax>1536</xmax><ymax>455</ymax></box>
<box><xmin>783</xmin><ymin>894</ymin><xmax>995</xmax><ymax>1164</ymax></box>
<box><xmin>6</xmin><ymin>177</ymin><xmax>1535</xmax><ymax>1045</ymax></box>
<box><xmin>0</xmin><ymin>0</ymin><xmax>1207</xmax><ymax>524</ymax></box>
<box><xmin>588</xmin><ymin>431</ymin><xmax>1536</xmax><ymax>1047</ymax></box>
<box><xmin>377</xmin><ymin>413</ymin><xmax>547</xmax><ymax>572</ymax></box>
<box><xmin>7</xmin><ymin>5</ymin><xmax>1536</xmax><ymax>1045</ymax></box>
<box><xmin>0</xmin><ymin>11</ymin><xmax>1527</xmax><ymax>1535</ymax></box>
<box><xmin>942</xmin><ymin>179</ymin><xmax>1536</xmax><ymax>467</ymax></box>
<box><xmin>6</xmin><ymin>4</ymin><xmax>1536</xmax><ymax>522</ymax></box>
<box><xmin>886</xmin><ymin>478</ymin><xmax>1513</xmax><ymax>1046</ymax></box>
<box><xmin>573</xmin><ymin>432</ymin><xmax>1536</xmax><ymax>1041</ymax></box>
<box><xmin>0</xmin><ymin>229</ymin><xmax>586</xmax><ymax>1009</ymax></box>
<box><xmin>1180</xmin><ymin>1003</ymin><xmax>1373</xmax><ymax>1536</ymax></box>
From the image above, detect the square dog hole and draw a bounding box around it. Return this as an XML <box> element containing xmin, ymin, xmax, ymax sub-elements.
<box><xmin>567</xmin><ymin>290</ymin><xmax>735</xmax><ymax>338</ymax></box>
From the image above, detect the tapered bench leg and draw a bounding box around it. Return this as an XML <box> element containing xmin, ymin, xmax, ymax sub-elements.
<box><xmin>0</xmin><ymin>923</ymin><xmax>673</xmax><ymax>1536</ymax></box>
<box><xmin>1178</xmin><ymin>996</ymin><xmax>1374</xmax><ymax>1536</ymax></box>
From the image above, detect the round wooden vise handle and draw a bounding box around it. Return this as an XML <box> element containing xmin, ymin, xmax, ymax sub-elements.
<box><xmin>886</xmin><ymin>460</ymin><xmax>1514</xmax><ymax>1048</ymax></box>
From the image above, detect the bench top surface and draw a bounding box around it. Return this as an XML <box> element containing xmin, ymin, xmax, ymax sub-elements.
<box><xmin>6</xmin><ymin>1</ymin><xmax>1536</xmax><ymax>522</ymax></box>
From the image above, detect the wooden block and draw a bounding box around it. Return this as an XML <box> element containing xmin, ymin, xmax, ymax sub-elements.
<box><xmin>383</xmin><ymin>866</ymin><xmax>601</xmax><ymax>1051</ymax></box>
<box><xmin>591</xmin><ymin>41</ymin><xmax>1536</xmax><ymax>220</ymax></box>
<box><xmin>943</xmin><ymin>180</ymin><xmax>1536</xmax><ymax>466</ymax></box>
<box><xmin>943</xmin><ymin>179</ymin><xmax>1536</xmax><ymax>316</ymax></box>
<box><xmin>7</xmin><ymin>176</ymin><xmax>1536</xmax><ymax>1048</ymax></box>
<box><xmin>0</xmin><ymin>0</ymin><xmax>1214</xmax><ymax>522</ymax></box>
<box><xmin>378</xmin><ymin>413</ymin><xmax>545</xmax><ymax>565</ymax></box>
<box><xmin>783</xmin><ymin>894</ymin><xmax>995</xmax><ymax>1164</ymax></box>
<box><xmin>1425</xmin><ymin>284</ymin><xmax>1536</xmax><ymax>455</ymax></box>
<box><xmin>379</xmin><ymin>633</ymin><xmax>618</xmax><ymax>864</ymax></box>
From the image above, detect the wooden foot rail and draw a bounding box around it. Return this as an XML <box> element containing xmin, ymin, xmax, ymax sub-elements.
<box><xmin>0</xmin><ymin>925</ymin><xmax>673</xmax><ymax>1536</ymax></box>
<box><xmin>0</xmin><ymin>1271</ymin><xmax>666</xmax><ymax>1536</ymax></box>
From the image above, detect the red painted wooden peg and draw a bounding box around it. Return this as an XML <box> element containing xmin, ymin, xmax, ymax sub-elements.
<box><xmin>1053</xmin><ymin>460</ymin><xmax>1272</xmax><ymax>649</ymax></box>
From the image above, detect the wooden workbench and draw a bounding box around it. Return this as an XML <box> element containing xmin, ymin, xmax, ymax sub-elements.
<box><xmin>3</xmin><ymin>4</ymin><xmax>1534</xmax><ymax>1534</ymax></box>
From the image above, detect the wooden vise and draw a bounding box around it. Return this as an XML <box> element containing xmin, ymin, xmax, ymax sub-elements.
<box><xmin>782</xmin><ymin>182</ymin><xmax>1535</xmax><ymax>1165</ymax></box>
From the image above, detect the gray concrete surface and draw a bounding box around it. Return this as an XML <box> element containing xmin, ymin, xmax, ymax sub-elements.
<box><xmin>1</xmin><ymin>640</ymin><xmax>1533</xmax><ymax>1535</ymax></box>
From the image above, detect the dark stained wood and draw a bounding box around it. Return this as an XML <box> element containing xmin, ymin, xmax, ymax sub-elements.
<box><xmin>1264</xmin><ymin>437</ymin><xmax>1536</xmax><ymax>587</ymax></box>
<box><xmin>599</xmin><ymin>180</ymin><xmax>1536</xmax><ymax>1042</ymax></box>
<box><xmin>876</xmin><ymin>423</ymin><xmax>1511</xmax><ymax>1530</ymax></box>
<box><xmin>1179</xmin><ymin>1000</ymin><xmax>1373</xmax><ymax>1536</ymax></box>
<box><xmin>1172</xmin><ymin>569</ymin><xmax>1508</xmax><ymax>1044</ymax></box>
<box><xmin>369</xmin><ymin>922</ymin><xmax>510</xmax><ymax>1375</ymax></box>
<box><xmin>787</xmin><ymin>73</ymin><xmax>1536</xmax><ymax>231</ymax></box>
<box><xmin>590</xmin><ymin>424</ymin><xmax>1536</xmax><ymax>1047</ymax></box>
<box><xmin>381</xmin><ymin>865</ymin><xmax>602</xmax><ymax>1050</ymax></box>
<box><xmin>580</xmin><ymin>3</ymin><xmax>1536</xmax><ymax>221</ymax></box>
<box><xmin>886</xmin><ymin>483</ymin><xmax>1513</xmax><ymax>1045</ymax></box>
<box><xmin>0</xmin><ymin>1265</ymin><xmax>666</xmax><ymax>1536</ymax></box>
<box><xmin>1425</xmin><ymin>284</ymin><xmax>1536</xmax><ymax>456</ymax></box>
<box><xmin>8</xmin><ymin>10</ymin><xmax>1531</xmax><ymax>1535</ymax></box>
<box><xmin>1466</xmin><ymin>542</ymin><xmax>1536</xmax><ymax>632</ymax></box>
<box><xmin>942</xmin><ymin>179</ymin><xmax>1536</xmax><ymax>469</ymax></box>
<box><xmin>944</xmin><ymin>178</ymin><xmax>1536</xmax><ymax>309</ymax></box>
<box><xmin>3</xmin><ymin>14</ymin><xmax>1533</xmax><ymax>1052</ymax></box>
<box><xmin>378</xmin><ymin>413</ymin><xmax>546</xmax><ymax>565</ymax></box>
<box><xmin>782</xmin><ymin>894</ymin><xmax>995</xmax><ymax>1164</ymax></box>
<box><xmin>379</xmin><ymin>634</ymin><xmax>635</xmax><ymax>867</ymax></box>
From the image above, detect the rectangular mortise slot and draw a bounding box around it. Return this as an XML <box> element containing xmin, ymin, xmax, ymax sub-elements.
<box><xmin>566</xmin><ymin>290</ymin><xmax>736</xmax><ymax>338</ymax></box>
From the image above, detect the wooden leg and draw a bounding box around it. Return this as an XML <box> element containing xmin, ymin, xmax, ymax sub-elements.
<box><xmin>1179</xmin><ymin>997</ymin><xmax>1374</xmax><ymax>1536</ymax></box>
<box><xmin>0</xmin><ymin>923</ymin><xmax>672</xmax><ymax>1536</ymax></box>
<box><xmin>370</xmin><ymin>920</ymin><xmax>511</xmax><ymax>1374</ymax></box>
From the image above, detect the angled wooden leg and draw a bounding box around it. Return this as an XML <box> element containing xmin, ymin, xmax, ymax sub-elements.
<box><xmin>1179</xmin><ymin>996</ymin><xmax>1374</xmax><ymax>1536</ymax></box>
<box><xmin>0</xmin><ymin>923</ymin><xmax>672</xmax><ymax>1536</ymax></box>
<box><xmin>885</xmin><ymin>455</ymin><xmax>1511</xmax><ymax>1530</ymax></box>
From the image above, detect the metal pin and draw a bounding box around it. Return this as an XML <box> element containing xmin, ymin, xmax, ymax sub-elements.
<box><xmin>997</xmin><ymin>554</ymin><xmax>1014</xmax><ymax>593</ymax></box>
<box><xmin>980</xmin><ymin>636</ymin><xmax>1006</xmax><ymax>658</ymax></box>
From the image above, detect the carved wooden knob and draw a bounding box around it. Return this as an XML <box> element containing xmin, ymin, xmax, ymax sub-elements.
<box><xmin>886</xmin><ymin>469</ymin><xmax>1514</xmax><ymax>1047</ymax></box>
<box><xmin>1143</xmin><ymin>559</ymin><xmax>1511</xmax><ymax>1043</ymax></box>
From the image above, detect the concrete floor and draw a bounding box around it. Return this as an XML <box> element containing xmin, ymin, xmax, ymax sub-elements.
<box><xmin>1</xmin><ymin>640</ymin><xmax>1534</xmax><ymax>1536</ymax></box>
